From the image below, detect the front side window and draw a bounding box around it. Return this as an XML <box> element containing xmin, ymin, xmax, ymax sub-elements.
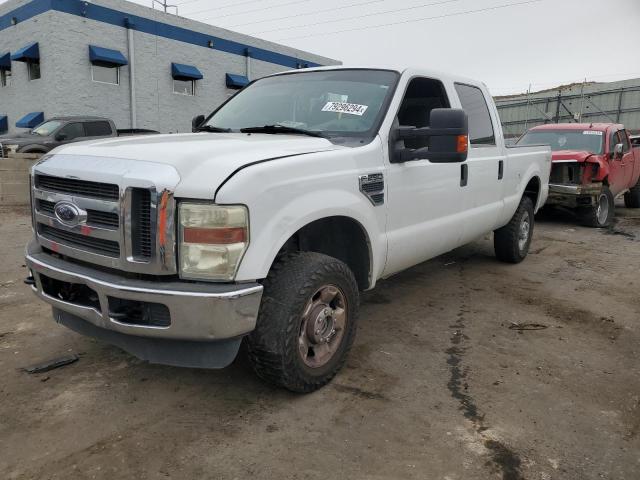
<box><xmin>454</xmin><ymin>83</ymin><xmax>495</xmax><ymax>146</ymax></box>
<box><xmin>84</xmin><ymin>121</ymin><xmax>112</xmax><ymax>137</ymax></box>
<box><xmin>518</xmin><ymin>129</ymin><xmax>604</xmax><ymax>154</ymax></box>
<box><xmin>31</xmin><ymin>120</ymin><xmax>62</xmax><ymax>136</ymax></box>
<box><xmin>204</xmin><ymin>69</ymin><xmax>400</xmax><ymax>138</ymax></box>
<box><xmin>396</xmin><ymin>77</ymin><xmax>450</xmax><ymax>149</ymax></box>
<box><xmin>92</xmin><ymin>65</ymin><xmax>119</xmax><ymax>85</ymax></box>
<box><xmin>58</xmin><ymin>123</ymin><xmax>85</xmax><ymax>141</ymax></box>
<box><xmin>0</xmin><ymin>69</ymin><xmax>10</xmax><ymax>87</ymax></box>
<box><xmin>174</xmin><ymin>79</ymin><xmax>195</xmax><ymax>96</ymax></box>
<box><xmin>28</xmin><ymin>60</ymin><xmax>40</xmax><ymax>80</ymax></box>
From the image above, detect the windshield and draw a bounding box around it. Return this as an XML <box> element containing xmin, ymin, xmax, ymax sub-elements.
<box><xmin>204</xmin><ymin>69</ymin><xmax>399</xmax><ymax>137</ymax></box>
<box><xmin>31</xmin><ymin>121</ymin><xmax>62</xmax><ymax>136</ymax></box>
<box><xmin>517</xmin><ymin>129</ymin><xmax>604</xmax><ymax>154</ymax></box>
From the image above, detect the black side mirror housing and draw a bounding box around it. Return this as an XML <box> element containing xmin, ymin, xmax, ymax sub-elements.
<box><xmin>192</xmin><ymin>115</ymin><xmax>205</xmax><ymax>132</ymax></box>
<box><xmin>391</xmin><ymin>108</ymin><xmax>469</xmax><ymax>163</ymax></box>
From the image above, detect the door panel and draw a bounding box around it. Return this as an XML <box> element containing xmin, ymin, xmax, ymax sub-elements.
<box><xmin>453</xmin><ymin>83</ymin><xmax>505</xmax><ymax>244</ymax></box>
<box><xmin>383</xmin><ymin>160</ymin><xmax>464</xmax><ymax>276</ymax></box>
<box><xmin>608</xmin><ymin>130</ymin><xmax>627</xmax><ymax>195</ymax></box>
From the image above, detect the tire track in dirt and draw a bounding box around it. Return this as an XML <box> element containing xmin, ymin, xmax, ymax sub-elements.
<box><xmin>445</xmin><ymin>263</ymin><xmax>525</xmax><ymax>480</ymax></box>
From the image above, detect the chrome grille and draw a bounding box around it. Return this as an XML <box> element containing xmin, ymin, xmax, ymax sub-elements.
<box><xmin>36</xmin><ymin>174</ymin><xmax>119</xmax><ymax>200</ymax></box>
<box><xmin>37</xmin><ymin>199</ymin><xmax>119</xmax><ymax>229</ymax></box>
<box><xmin>39</xmin><ymin>224</ymin><xmax>121</xmax><ymax>257</ymax></box>
<box><xmin>32</xmin><ymin>169</ymin><xmax>177</xmax><ymax>275</ymax></box>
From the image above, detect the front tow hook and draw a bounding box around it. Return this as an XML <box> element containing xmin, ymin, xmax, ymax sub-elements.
<box><xmin>24</xmin><ymin>276</ymin><xmax>36</xmax><ymax>286</ymax></box>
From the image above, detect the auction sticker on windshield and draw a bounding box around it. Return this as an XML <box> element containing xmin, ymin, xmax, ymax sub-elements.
<box><xmin>322</xmin><ymin>102</ymin><xmax>369</xmax><ymax>116</ymax></box>
<box><xmin>583</xmin><ymin>131</ymin><xmax>603</xmax><ymax>135</ymax></box>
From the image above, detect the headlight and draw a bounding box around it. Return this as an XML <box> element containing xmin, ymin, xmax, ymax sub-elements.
<box><xmin>5</xmin><ymin>144</ymin><xmax>19</xmax><ymax>154</ymax></box>
<box><xmin>178</xmin><ymin>203</ymin><xmax>249</xmax><ymax>281</ymax></box>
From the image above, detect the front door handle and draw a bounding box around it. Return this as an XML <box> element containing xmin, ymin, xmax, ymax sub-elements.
<box><xmin>460</xmin><ymin>164</ymin><xmax>468</xmax><ymax>187</ymax></box>
<box><xmin>498</xmin><ymin>160</ymin><xmax>504</xmax><ymax>180</ymax></box>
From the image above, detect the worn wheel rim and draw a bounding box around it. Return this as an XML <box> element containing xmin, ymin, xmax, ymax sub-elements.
<box><xmin>518</xmin><ymin>211</ymin><xmax>531</xmax><ymax>252</ymax></box>
<box><xmin>298</xmin><ymin>284</ymin><xmax>347</xmax><ymax>369</ymax></box>
<box><xmin>596</xmin><ymin>193</ymin><xmax>609</xmax><ymax>225</ymax></box>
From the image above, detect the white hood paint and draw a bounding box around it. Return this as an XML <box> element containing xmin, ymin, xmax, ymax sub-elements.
<box><xmin>49</xmin><ymin>133</ymin><xmax>344</xmax><ymax>199</ymax></box>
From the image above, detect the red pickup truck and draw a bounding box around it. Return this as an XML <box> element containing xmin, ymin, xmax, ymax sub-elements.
<box><xmin>517</xmin><ymin>123</ymin><xmax>640</xmax><ymax>227</ymax></box>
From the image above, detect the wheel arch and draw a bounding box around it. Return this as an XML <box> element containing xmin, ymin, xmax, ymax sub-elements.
<box><xmin>267</xmin><ymin>215</ymin><xmax>374</xmax><ymax>291</ymax></box>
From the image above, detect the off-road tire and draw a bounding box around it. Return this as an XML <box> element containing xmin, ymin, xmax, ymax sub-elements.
<box><xmin>247</xmin><ymin>252</ymin><xmax>359</xmax><ymax>393</ymax></box>
<box><xmin>494</xmin><ymin>196</ymin><xmax>534</xmax><ymax>264</ymax></box>
<box><xmin>624</xmin><ymin>182</ymin><xmax>640</xmax><ymax>208</ymax></box>
<box><xmin>579</xmin><ymin>185</ymin><xmax>615</xmax><ymax>227</ymax></box>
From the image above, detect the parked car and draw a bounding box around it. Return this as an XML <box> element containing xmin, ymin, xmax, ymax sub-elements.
<box><xmin>25</xmin><ymin>67</ymin><xmax>550</xmax><ymax>392</ymax></box>
<box><xmin>0</xmin><ymin>116</ymin><xmax>158</xmax><ymax>156</ymax></box>
<box><xmin>517</xmin><ymin>123</ymin><xmax>640</xmax><ymax>227</ymax></box>
<box><xmin>631</xmin><ymin>134</ymin><xmax>640</xmax><ymax>147</ymax></box>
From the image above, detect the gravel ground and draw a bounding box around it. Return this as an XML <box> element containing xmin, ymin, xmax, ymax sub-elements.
<box><xmin>0</xmin><ymin>205</ymin><xmax>638</xmax><ymax>480</ymax></box>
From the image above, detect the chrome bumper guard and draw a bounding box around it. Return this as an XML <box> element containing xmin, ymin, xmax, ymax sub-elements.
<box><xmin>25</xmin><ymin>241</ymin><xmax>263</xmax><ymax>343</ymax></box>
<box><xmin>548</xmin><ymin>183</ymin><xmax>602</xmax><ymax>196</ymax></box>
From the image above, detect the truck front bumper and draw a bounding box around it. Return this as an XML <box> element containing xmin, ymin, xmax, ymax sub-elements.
<box><xmin>546</xmin><ymin>183</ymin><xmax>602</xmax><ymax>208</ymax></box>
<box><xmin>25</xmin><ymin>241</ymin><xmax>263</xmax><ymax>368</ymax></box>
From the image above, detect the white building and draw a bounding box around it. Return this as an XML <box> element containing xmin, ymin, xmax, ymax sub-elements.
<box><xmin>0</xmin><ymin>0</ymin><xmax>339</xmax><ymax>134</ymax></box>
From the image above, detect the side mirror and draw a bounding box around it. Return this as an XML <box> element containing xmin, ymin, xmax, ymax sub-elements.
<box><xmin>55</xmin><ymin>133</ymin><xmax>67</xmax><ymax>141</ymax></box>
<box><xmin>192</xmin><ymin>115</ymin><xmax>205</xmax><ymax>132</ymax></box>
<box><xmin>391</xmin><ymin>108</ymin><xmax>469</xmax><ymax>163</ymax></box>
<box><xmin>613</xmin><ymin>143</ymin><xmax>624</xmax><ymax>159</ymax></box>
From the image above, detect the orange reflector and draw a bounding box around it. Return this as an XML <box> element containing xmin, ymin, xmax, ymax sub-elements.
<box><xmin>457</xmin><ymin>135</ymin><xmax>469</xmax><ymax>153</ymax></box>
<box><xmin>183</xmin><ymin>227</ymin><xmax>246</xmax><ymax>245</ymax></box>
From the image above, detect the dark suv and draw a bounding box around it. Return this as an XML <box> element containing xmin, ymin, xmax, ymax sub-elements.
<box><xmin>0</xmin><ymin>116</ymin><xmax>156</xmax><ymax>156</ymax></box>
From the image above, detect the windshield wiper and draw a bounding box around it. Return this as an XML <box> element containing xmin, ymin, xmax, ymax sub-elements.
<box><xmin>240</xmin><ymin>125</ymin><xmax>326</xmax><ymax>138</ymax></box>
<box><xmin>197</xmin><ymin>125</ymin><xmax>232</xmax><ymax>133</ymax></box>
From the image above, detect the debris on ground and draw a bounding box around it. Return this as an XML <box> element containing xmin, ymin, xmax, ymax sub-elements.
<box><xmin>508</xmin><ymin>322</ymin><xmax>548</xmax><ymax>331</ymax></box>
<box><xmin>24</xmin><ymin>354</ymin><xmax>79</xmax><ymax>374</ymax></box>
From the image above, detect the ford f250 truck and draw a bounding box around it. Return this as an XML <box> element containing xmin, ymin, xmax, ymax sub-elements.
<box><xmin>25</xmin><ymin>67</ymin><xmax>550</xmax><ymax>392</ymax></box>
<box><xmin>517</xmin><ymin>123</ymin><xmax>640</xmax><ymax>227</ymax></box>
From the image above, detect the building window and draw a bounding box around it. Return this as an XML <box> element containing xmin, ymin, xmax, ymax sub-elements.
<box><xmin>173</xmin><ymin>79</ymin><xmax>195</xmax><ymax>96</ymax></box>
<box><xmin>27</xmin><ymin>60</ymin><xmax>40</xmax><ymax>80</ymax></box>
<box><xmin>0</xmin><ymin>70</ymin><xmax>10</xmax><ymax>87</ymax></box>
<box><xmin>92</xmin><ymin>65</ymin><xmax>119</xmax><ymax>85</ymax></box>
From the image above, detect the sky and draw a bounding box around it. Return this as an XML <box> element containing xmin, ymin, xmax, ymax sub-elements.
<box><xmin>3</xmin><ymin>0</ymin><xmax>640</xmax><ymax>95</ymax></box>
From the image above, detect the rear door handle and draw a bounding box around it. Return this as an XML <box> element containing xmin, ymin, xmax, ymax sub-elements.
<box><xmin>460</xmin><ymin>163</ymin><xmax>468</xmax><ymax>187</ymax></box>
<box><xmin>498</xmin><ymin>160</ymin><xmax>504</xmax><ymax>180</ymax></box>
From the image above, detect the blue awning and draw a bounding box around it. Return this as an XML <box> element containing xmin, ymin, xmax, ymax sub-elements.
<box><xmin>16</xmin><ymin>112</ymin><xmax>44</xmax><ymax>129</ymax></box>
<box><xmin>0</xmin><ymin>53</ymin><xmax>10</xmax><ymax>71</ymax></box>
<box><xmin>89</xmin><ymin>45</ymin><xmax>128</xmax><ymax>67</ymax></box>
<box><xmin>226</xmin><ymin>73</ymin><xmax>249</xmax><ymax>89</ymax></box>
<box><xmin>11</xmin><ymin>43</ymin><xmax>39</xmax><ymax>62</ymax></box>
<box><xmin>0</xmin><ymin>116</ymin><xmax>7</xmax><ymax>133</ymax></box>
<box><xmin>171</xmin><ymin>63</ymin><xmax>203</xmax><ymax>80</ymax></box>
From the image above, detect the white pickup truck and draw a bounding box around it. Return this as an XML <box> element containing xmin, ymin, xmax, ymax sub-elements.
<box><xmin>25</xmin><ymin>67</ymin><xmax>550</xmax><ymax>392</ymax></box>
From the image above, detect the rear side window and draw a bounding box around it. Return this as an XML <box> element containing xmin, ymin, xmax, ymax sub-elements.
<box><xmin>454</xmin><ymin>83</ymin><xmax>495</xmax><ymax>146</ymax></box>
<box><xmin>620</xmin><ymin>130</ymin><xmax>631</xmax><ymax>153</ymax></box>
<box><xmin>85</xmin><ymin>121</ymin><xmax>112</xmax><ymax>137</ymax></box>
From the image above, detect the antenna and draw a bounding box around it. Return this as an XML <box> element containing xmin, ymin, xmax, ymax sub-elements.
<box><xmin>151</xmin><ymin>0</ymin><xmax>178</xmax><ymax>15</ymax></box>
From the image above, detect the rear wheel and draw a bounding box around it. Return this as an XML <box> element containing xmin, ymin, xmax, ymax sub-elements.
<box><xmin>494</xmin><ymin>196</ymin><xmax>534</xmax><ymax>264</ymax></box>
<box><xmin>247</xmin><ymin>252</ymin><xmax>359</xmax><ymax>393</ymax></box>
<box><xmin>624</xmin><ymin>181</ymin><xmax>640</xmax><ymax>208</ymax></box>
<box><xmin>579</xmin><ymin>185</ymin><xmax>614</xmax><ymax>227</ymax></box>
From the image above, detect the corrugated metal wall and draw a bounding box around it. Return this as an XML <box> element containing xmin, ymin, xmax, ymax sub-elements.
<box><xmin>495</xmin><ymin>78</ymin><xmax>640</xmax><ymax>139</ymax></box>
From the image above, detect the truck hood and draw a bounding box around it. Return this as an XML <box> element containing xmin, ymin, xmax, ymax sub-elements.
<box><xmin>38</xmin><ymin>133</ymin><xmax>344</xmax><ymax>199</ymax></box>
<box><xmin>551</xmin><ymin>150</ymin><xmax>599</xmax><ymax>163</ymax></box>
<box><xmin>0</xmin><ymin>132</ymin><xmax>50</xmax><ymax>145</ymax></box>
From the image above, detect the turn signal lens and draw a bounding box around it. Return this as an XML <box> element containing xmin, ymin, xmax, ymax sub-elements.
<box><xmin>457</xmin><ymin>135</ymin><xmax>469</xmax><ymax>153</ymax></box>
<box><xmin>178</xmin><ymin>203</ymin><xmax>249</xmax><ymax>281</ymax></box>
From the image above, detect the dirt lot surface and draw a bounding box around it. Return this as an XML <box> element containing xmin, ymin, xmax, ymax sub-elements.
<box><xmin>1</xmin><ymin>205</ymin><xmax>638</xmax><ymax>480</ymax></box>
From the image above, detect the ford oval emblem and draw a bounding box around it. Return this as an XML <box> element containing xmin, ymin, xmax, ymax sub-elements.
<box><xmin>54</xmin><ymin>202</ymin><xmax>86</xmax><ymax>226</ymax></box>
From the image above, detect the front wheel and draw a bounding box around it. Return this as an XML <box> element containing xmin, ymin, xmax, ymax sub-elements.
<box><xmin>494</xmin><ymin>196</ymin><xmax>534</xmax><ymax>264</ymax></box>
<box><xmin>579</xmin><ymin>185</ymin><xmax>614</xmax><ymax>227</ymax></box>
<box><xmin>247</xmin><ymin>252</ymin><xmax>359</xmax><ymax>393</ymax></box>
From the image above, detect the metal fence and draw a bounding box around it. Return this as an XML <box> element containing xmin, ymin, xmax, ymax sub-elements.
<box><xmin>494</xmin><ymin>78</ymin><xmax>640</xmax><ymax>139</ymax></box>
